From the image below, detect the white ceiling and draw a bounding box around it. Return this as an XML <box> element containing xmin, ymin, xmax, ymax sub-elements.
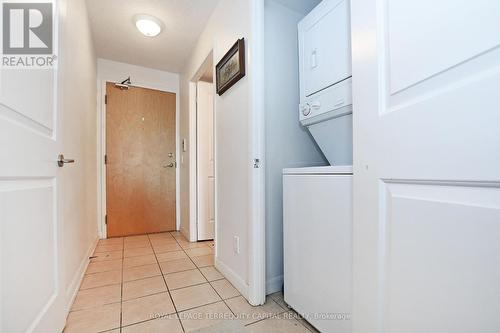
<box><xmin>85</xmin><ymin>0</ymin><xmax>220</xmax><ymax>73</ymax></box>
<box><xmin>273</xmin><ymin>0</ymin><xmax>322</xmax><ymax>14</ymax></box>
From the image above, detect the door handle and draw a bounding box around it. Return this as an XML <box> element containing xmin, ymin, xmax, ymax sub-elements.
<box><xmin>58</xmin><ymin>154</ymin><xmax>75</xmax><ymax>167</ymax></box>
<box><xmin>163</xmin><ymin>162</ymin><xmax>175</xmax><ymax>168</ymax></box>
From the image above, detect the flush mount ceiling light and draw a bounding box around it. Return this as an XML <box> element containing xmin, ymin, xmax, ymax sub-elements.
<box><xmin>134</xmin><ymin>14</ymin><xmax>163</xmax><ymax>37</ymax></box>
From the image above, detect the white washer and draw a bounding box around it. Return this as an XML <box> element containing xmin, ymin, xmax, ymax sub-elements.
<box><xmin>283</xmin><ymin>166</ymin><xmax>352</xmax><ymax>333</ymax></box>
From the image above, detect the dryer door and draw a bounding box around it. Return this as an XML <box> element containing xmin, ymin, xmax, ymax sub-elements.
<box><xmin>299</xmin><ymin>0</ymin><xmax>352</xmax><ymax>99</ymax></box>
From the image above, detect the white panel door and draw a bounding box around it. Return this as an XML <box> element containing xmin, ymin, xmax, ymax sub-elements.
<box><xmin>351</xmin><ymin>0</ymin><xmax>500</xmax><ymax>332</ymax></box>
<box><xmin>0</xmin><ymin>2</ymin><xmax>66</xmax><ymax>333</ymax></box>
<box><xmin>197</xmin><ymin>81</ymin><xmax>215</xmax><ymax>241</ymax></box>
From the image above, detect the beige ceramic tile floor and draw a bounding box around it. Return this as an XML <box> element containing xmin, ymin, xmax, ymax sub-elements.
<box><xmin>64</xmin><ymin>232</ymin><xmax>316</xmax><ymax>333</ymax></box>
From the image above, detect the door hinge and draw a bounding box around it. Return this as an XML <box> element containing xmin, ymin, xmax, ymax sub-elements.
<box><xmin>105</xmin><ymin>94</ymin><xmax>108</xmax><ymax>104</ymax></box>
<box><xmin>104</xmin><ymin>154</ymin><xmax>108</xmax><ymax>165</ymax></box>
<box><xmin>253</xmin><ymin>158</ymin><xmax>260</xmax><ymax>169</ymax></box>
<box><xmin>105</xmin><ymin>214</ymin><xmax>108</xmax><ymax>225</ymax></box>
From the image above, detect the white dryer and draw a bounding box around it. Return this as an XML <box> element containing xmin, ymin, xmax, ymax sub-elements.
<box><xmin>298</xmin><ymin>0</ymin><xmax>353</xmax><ymax>166</ymax></box>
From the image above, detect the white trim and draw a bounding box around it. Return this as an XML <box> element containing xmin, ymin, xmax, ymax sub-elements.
<box><xmin>97</xmin><ymin>80</ymin><xmax>107</xmax><ymax>239</ymax></box>
<box><xmin>64</xmin><ymin>237</ymin><xmax>99</xmax><ymax>312</ymax></box>
<box><xmin>211</xmin><ymin>52</ymin><xmax>219</xmax><ymax>267</ymax></box>
<box><xmin>188</xmin><ymin>81</ymin><xmax>198</xmax><ymax>242</ymax></box>
<box><xmin>195</xmin><ymin>80</ymin><xmax>216</xmax><ymax>241</ymax></box>
<box><xmin>176</xmin><ymin>89</ymin><xmax>181</xmax><ymax>233</ymax></box>
<box><xmin>97</xmin><ymin>61</ymin><xmax>180</xmax><ymax>238</ymax></box>
<box><xmin>215</xmin><ymin>257</ymin><xmax>249</xmax><ymax>299</ymax></box>
<box><xmin>247</xmin><ymin>0</ymin><xmax>267</xmax><ymax>306</ymax></box>
<box><xmin>188</xmin><ymin>51</ymin><xmax>215</xmax><ymax>243</ymax></box>
<box><xmin>266</xmin><ymin>275</ymin><xmax>284</xmax><ymax>295</ymax></box>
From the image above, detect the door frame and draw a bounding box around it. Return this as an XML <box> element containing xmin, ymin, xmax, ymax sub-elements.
<box><xmin>188</xmin><ymin>53</ymin><xmax>216</xmax><ymax>243</ymax></box>
<box><xmin>248</xmin><ymin>0</ymin><xmax>266</xmax><ymax>305</ymax></box>
<box><xmin>195</xmin><ymin>80</ymin><xmax>215</xmax><ymax>241</ymax></box>
<box><xmin>97</xmin><ymin>78</ymin><xmax>180</xmax><ymax>239</ymax></box>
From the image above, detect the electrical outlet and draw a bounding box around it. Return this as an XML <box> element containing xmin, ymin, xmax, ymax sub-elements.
<box><xmin>233</xmin><ymin>236</ymin><xmax>240</xmax><ymax>254</ymax></box>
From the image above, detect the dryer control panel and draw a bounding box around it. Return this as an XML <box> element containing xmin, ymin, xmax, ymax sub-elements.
<box><xmin>299</xmin><ymin>77</ymin><xmax>352</xmax><ymax>126</ymax></box>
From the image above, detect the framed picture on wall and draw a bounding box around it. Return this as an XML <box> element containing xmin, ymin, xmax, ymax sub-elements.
<box><xmin>216</xmin><ymin>38</ymin><xmax>246</xmax><ymax>96</ymax></box>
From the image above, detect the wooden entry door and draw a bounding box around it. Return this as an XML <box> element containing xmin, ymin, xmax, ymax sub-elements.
<box><xmin>106</xmin><ymin>83</ymin><xmax>176</xmax><ymax>237</ymax></box>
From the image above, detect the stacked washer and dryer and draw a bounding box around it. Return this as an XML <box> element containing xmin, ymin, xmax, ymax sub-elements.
<box><xmin>283</xmin><ymin>0</ymin><xmax>352</xmax><ymax>332</ymax></box>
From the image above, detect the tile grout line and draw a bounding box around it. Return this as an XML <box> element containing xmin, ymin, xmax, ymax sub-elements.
<box><xmin>82</xmin><ymin>268</ymin><xmax>222</xmax><ymax>295</ymax></box>
<box><xmin>71</xmin><ymin>237</ymin><xmax>124</xmax><ymax>332</ymax></box>
<box><xmin>169</xmin><ymin>231</ymin><xmax>204</xmax><ymax>333</ymax></box>
<box><xmin>95</xmin><ymin>233</ymin><xmax>229</xmax><ymax>332</ymax></box>
<box><xmin>240</xmin><ymin>295</ymin><xmax>317</xmax><ymax>332</ymax></box>
<box><xmin>79</xmin><ymin>282</ymin><xmax>121</xmax><ymax>291</ymax></box>
<box><xmin>171</xmin><ymin>232</ymin><xmax>225</xmax><ymax>321</ymax></box>
<box><xmin>80</xmin><ymin>262</ymin><xmax>176</xmax><ymax>290</ymax></box>
<box><xmin>161</xmin><ymin>266</ymin><xmax>202</xmax><ymax>276</ymax></box>
<box><xmin>207</xmin><ymin>279</ymin><xmax>238</xmax><ymax>317</ymax></box>
<box><xmin>117</xmin><ymin>289</ymin><xmax>243</xmax><ymax>333</ymax></box>
<box><xmin>69</xmin><ymin>289</ymin><xmax>242</xmax><ymax>315</ymax></box>
<box><xmin>79</xmin><ymin>234</ymin><xmax>305</xmax><ymax>332</ymax></box>
<box><xmin>148</xmin><ymin>233</ymin><xmax>187</xmax><ymax>333</ymax></box>
<box><xmin>171</xmin><ymin>233</ymin><xmax>239</xmax><ymax>321</ymax></box>
<box><xmin>117</xmin><ymin>295</ymin><xmax>236</xmax><ymax>331</ymax></box>
<box><xmin>268</xmin><ymin>292</ymin><xmax>318</xmax><ymax>332</ymax></box>
<box><xmin>168</xmin><ymin>234</ymin><xmax>291</xmax><ymax>330</ymax></box>
<box><xmin>175</xmin><ymin>298</ymin><xmax>235</xmax><ymax>315</ymax></box>
<box><xmin>69</xmin><ymin>234</ymin><xmax>214</xmax><ymax>333</ymax></box>
<box><xmin>189</xmin><ymin>238</ymin><xmax>237</xmax><ymax>318</ymax></box>
<box><xmin>241</xmin><ymin>298</ymin><xmax>289</xmax><ymax>327</ymax></box>
<box><xmin>173</xmin><ymin>234</ymin><xmax>213</xmax><ymax>287</ymax></box>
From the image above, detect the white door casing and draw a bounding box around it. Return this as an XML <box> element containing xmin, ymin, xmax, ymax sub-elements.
<box><xmin>0</xmin><ymin>1</ymin><xmax>66</xmax><ymax>332</ymax></box>
<box><xmin>196</xmin><ymin>81</ymin><xmax>215</xmax><ymax>241</ymax></box>
<box><xmin>351</xmin><ymin>0</ymin><xmax>500</xmax><ymax>332</ymax></box>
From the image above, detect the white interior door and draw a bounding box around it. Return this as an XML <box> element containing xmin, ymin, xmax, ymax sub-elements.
<box><xmin>0</xmin><ymin>2</ymin><xmax>66</xmax><ymax>332</ymax></box>
<box><xmin>197</xmin><ymin>81</ymin><xmax>215</xmax><ymax>240</ymax></box>
<box><xmin>352</xmin><ymin>0</ymin><xmax>500</xmax><ymax>332</ymax></box>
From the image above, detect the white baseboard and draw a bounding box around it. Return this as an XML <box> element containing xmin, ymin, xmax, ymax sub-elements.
<box><xmin>215</xmin><ymin>258</ymin><xmax>249</xmax><ymax>300</ymax></box>
<box><xmin>266</xmin><ymin>275</ymin><xmax>283</xmax><ymax>295</ymax></box>
<box><xmin>64</xmin><ymin>237</ymin><xmax>99</xmax><ymax>312</ymax></box>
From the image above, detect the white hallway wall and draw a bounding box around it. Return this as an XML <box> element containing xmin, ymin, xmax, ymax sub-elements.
<box><xmin>96</xmin><ymin>59</ymin><xmax>180</xmax><ymax>238</ymax></box>
<box><xmin>179</xmin><ymin>0</ymin><xmax>258</xmax><ymax>300</ymax></box>
<box><xmin>58</xmin><ymin>0</ymin><xmax>99</xmax><ymax>312</ymax></box>
<box><xmin>263</xmin><ymin>0</ymin><xmax>326</xmax><ymax>294</ymax></box>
